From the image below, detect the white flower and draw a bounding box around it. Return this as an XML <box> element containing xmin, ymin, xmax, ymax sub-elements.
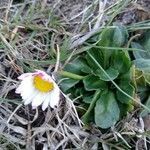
<box><xmin>15</xmin><ymin>70</ymin><xmax>60</xmax><ymax>111</ymax></box>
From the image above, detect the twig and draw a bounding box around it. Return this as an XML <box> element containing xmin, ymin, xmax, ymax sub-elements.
<box><xmin>4</xmin><ymin>0</ymin><xmax>13</xmax><ymax>22</ymax></box>
<box><xmin>70</xmin><ymin>27</ymin><xmax>103</xmax><ymax>49</ymax></box>
<box><xmin>93</xmin><ymin>0</ymin><xmax>107</xmax><ymax>30</ymax></box>
<box><xmin>54</xmin><ymin>44</ymin><xmax>60</xmax><ymax>72</ymax></box>
<box><xmin>7</xmin><ymin>104</ymin><xmax>22</xmax><ymax>124</ymax></box>
<box><xmin>62</xmin><ymin>48</ymin><xmax>76</xmax><ymax>68</ymax></box>
<box><xmin>127</xmin><ymin>34</ymin><xmax>141</xmax><ymax>48</ymax></box>
<box><xmin>26</xmin><ymin>122</ymin><xmax>32</xmax><ymax>150</ymax></box>
<box><xmin>61</xmin><ymin>91</ymin><xmax>83</xmax><ymax>127</ymax></box>
<box><xmin>69</xmin><ymin>0</ymin><xmax>99</xmax><ymax>21</ymax></box>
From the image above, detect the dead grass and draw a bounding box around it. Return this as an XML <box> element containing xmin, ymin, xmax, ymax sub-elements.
<box><xmin>0</xmin><ymin>0</ymin><xmax>150</xmax><ymax>149</ymax></box>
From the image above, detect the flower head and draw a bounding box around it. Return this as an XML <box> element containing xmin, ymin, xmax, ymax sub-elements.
<box><xmin>15</xmin><ymin>70</ymin><xmax>60</xmax><ymax>110</ymax></box>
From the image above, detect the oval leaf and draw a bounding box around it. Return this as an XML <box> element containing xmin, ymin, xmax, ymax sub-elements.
<box><xmin>83</xmin><ymin>75</ymin><xmax>107</xmax><ymax>91</ymax></box>
<box><xmin>95</xmin><ymin>67</ymin><xmax>119</xmax><ymax>81</ymax></box>
<box><xmin>95</xmin><ymin>91</ymin><xmax>120</xmax><ymax>129</ymax></box>
<box><xmin>86</xmin><ymin>48</ymin><xmax>104</xmax><ymax>70</ymax></box>
<box><xmin>134</xmin><ymin>59</ymin><xmax>150</xmax><ymax>72</ymax></box>
<box><xmin>131</xmin><ymin>42</ymin><xmax>149</xmax><ymax>59</ymax></box>
<box><xmin>113</xmin><ymin>25</ymin><xmax>128</xmax><ymax>47</ymax></box>
<box><xmin>98</xmin><ymin>28</ymin><xmax>114</xmax><ymax>47</ymax></box>
<box><xmin>140</xmin><ymin>96</ymin><xmax>150</xmax><ymax>117</ymax></box>
<box><xmin>112</xmin><ymin>51</ymin><xmax>131</xmax><ymax>74</ymax></box>
<box><xmin>64</xmin><ymin>57</ymin><xmax>90</xmax><ymax>74</ymax></box>
<box><xmin>116</xmin><ymin>83</ymin><xmax>135</xmax><ymax>104</ymax></box>
<box><xmin>134</xmin><ymin>59</ymin><xmax>150</xmax><ymax>85</ymax></box>
<box><xmin>60</xmin><ymin>78</ymin><xmax>79</xmax><ymax>92</ymax></box>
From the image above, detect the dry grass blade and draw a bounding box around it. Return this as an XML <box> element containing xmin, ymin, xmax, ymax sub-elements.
<box><xmin>0</xmin><ymin>33</ymin><xmax>19</xmax><ymax>57</ymax></box>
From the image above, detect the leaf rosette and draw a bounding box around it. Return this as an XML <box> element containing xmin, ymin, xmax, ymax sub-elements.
<box><xmin>60</xmin><ymin>25</ymin><xmax>136</xmax><ymax>128</ymax></box>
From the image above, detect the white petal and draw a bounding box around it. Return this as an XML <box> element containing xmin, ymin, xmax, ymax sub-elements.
<box><xmin>18</xmin><ymin>73</ymin><xmax>32</xmax><ymax>80</ymax></box>
<box><xmin>21</xmin><ymin>76</ymin><xmax>33</xmax><ymax>86</ymax></box>
<box><xmin>19</xmin><ymin>77</ymin><xmax>34</xmax><ymax>100</ymax></box>
<box><xmin>15</xmin><ymin>79</ymin><xmax>28</xmax><ymax>94</ymax></box>
<box><xmin>42</xmin><ymin>94</ymin><xmax>51</xmax><ymax>111</ymax></box>
<box><xmin>49</xmin><ymin>85</ymin><xmax>60</xmax><ymax>108</ymax></box>
<box><xmin>23</xmin><ymin>89</ymin><xmax>39</xmax><ymax>105</ymax></box>
<box><xmin>24</xmin><ymin>97</ymin><xmax>33</xmax><ymax>105</ymax></box>
<box><xmin>23</xmin><ymin>87</ymin><xmax>39</xmax><ymax>105</ymax></box>
<box><xmin>21</xmin><ymin>87</ymin><xmax>36</xmax><ymax>102</ymax></box>
<box><xmin>31</xmin><ymin>93</ymin><xmax>46</xmax><ymax>108</ymax></box>
<box><xmin>15</xmin><ymin>84</ymin><xmax>23</xmax><ymax>94</ymax></box>
<box><xmin>16</xmin><ymin>75</ymin><xmax>38</xmax><ymax>106</ymax></box>
<box><xmin>17</xmin><ymin>76</ymin><xmax>33</xmax><ymax>93</ymax></box>
<box><xmin>20</xmin><ymin>83</ymin><xmax>33</xmax><ymax>97</ymax></box>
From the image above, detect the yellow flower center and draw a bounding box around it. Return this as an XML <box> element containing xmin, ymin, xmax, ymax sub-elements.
<box><xmin>33</xmin><ymin>75</ymin><xmax>54</xmax><ymax>92</ymax></box>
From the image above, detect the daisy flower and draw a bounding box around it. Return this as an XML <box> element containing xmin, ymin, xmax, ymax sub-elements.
<box><xmin>15</xmin><ymin>70</ymin><xmax>60</xmax><ymax>111</ymax></box>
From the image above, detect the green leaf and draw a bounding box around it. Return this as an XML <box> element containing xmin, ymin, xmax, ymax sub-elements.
<box><xmin>141</xmin><ymin>30</ymin><xmax>150</xmax><ymax>55</ymax></box>
<box><xmin>144</xmin><ymin>73</ymin><xmax>150</xmax><ymax>85</ymax></box>
<box><xmin>135</xmin><ymin>69</ymin><xmax>146</xmax><ymax>86</ymax></box>
<box><xmin>59</xmin><ymin>78</ymin><xmax>79</xmax><ymax>92</ymax></box>
<box><xmin>83</xmin><ymin>75</ymin><xmax>107</xmax><ymax>91</ymax></box>
<box><xmin>118</xmin><ymin>101</ymin><xmax>134</xmax><ymax>117</ymax></box>
<box><xmin>86</xmin><ymin>48</ymin><xmax>104</xmax><ymax>70</ymax></box>
<box><xmin>131</xmin><ymin>42</ymin><xmax>149</xmax><ymax>59</ymax></box>
<box><xmin>119</xmin><ymin>66</ymin><xmax>134</xmax><ymax>84</ymax></box>
<box><xmin>98</xmin><ymin>28</ymin><xmax>114</xmax><ymax>47</ymax></box>
<box><xmin>141</xmin><ymin>96</ymin><xmax>150</xmax><ymax>117</ymax></box>
<box><xmin>111</xmin><ymin>50</ymin><xmax>131</xmax><ymax>73</ymax></box>
<box><xmin>74</xmin><ymin>87</ymin><xmax>85</xmax><ymax>97</ymax></box>
<box><xmin>116</xmin><ymin>83</ymin><xmax>135</xmax><ymax>104</ymax></box>
<box><xmin>83</xmin><ymin>94</ymin><xmax>94</xmax><ymax>104</ymax></box>
<box><xmin>95</xmin><ymin>67</ymin><xmax>119</xmax><ymax>81</ymax></box>
<box><xmin>134</xmin><ymin>59</ymin><xmax>150</xmax><ymax>72</ymax></box>
<box><xmin>131</xmin><ymin>31</ymin><xmax>150</xmax><ymax>59</ymax></box>
<box><xmin>98</xmin><ymin>25</ymin><xmax>128</xmax><ymax>47</ymax></box>
<box><xmin>134</xmin><ymin>59</ymin><xmax>150</xmax><ymax>85</ymax></box>
<box><xmin>95</xmin><ymin>90</ymin><xmax>120</xmax><ymax>129</ymax></box>
<box><xmin>82</xmin><ymin>90</ymin><xmax>101</xmax><ymax>124</ymax></box>
<box><xmin>98</xmin><ymin>28</ymin><xmax>115</xmax><ymax>68</ymax></box>
<box><xmin>113</xmin><ymin>25</ymin><xmax>128</xmax><ymax>47</ymax></box>
<box><xmin>64</xmin><ymin>57</ymin><xmax>90</xmax><ymax>74</ymax></box>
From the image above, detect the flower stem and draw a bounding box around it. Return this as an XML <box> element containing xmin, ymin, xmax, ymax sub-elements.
<box><xmin>59</xmin><ymin>70</ymin><xmax>85</xmax><ymax>80</ymax></box>
<box><xmin>82</xmin><ymin>90</ymin><xmax>101</xmax><ymax>124</ymax></box>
